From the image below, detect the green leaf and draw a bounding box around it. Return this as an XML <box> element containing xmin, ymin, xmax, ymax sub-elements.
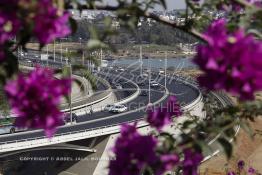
<box><xmin>69</xmin><ymin>17</ymin><xmax>78</xmax><ymax>34</ymax></box>
<box><xmin>87</xmin><ymin>39</ymin><xmax>109</xmax><ymax>50</ymax></box>
<box><xmin>61</xmin><ymin>66</ymin><xmax>70</xmax><ymax>77</ymax></box>
<box><xmin>218</xmin><ymin>138</ymin><xmax>232</xmax><ymax>159</ymax></box>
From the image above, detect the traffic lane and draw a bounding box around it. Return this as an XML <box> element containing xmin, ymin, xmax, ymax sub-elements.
<box><xmin>0</xmin><ymin>96</ymin><xmax>168</xmax><ymax>143</ymax></box>
<box><xmin>115</xmin><ymin>71</ymin><xmax>199</xmax><ymax>105</ymax></box>
<box><xmin>19</xmin><ymin>60</ymin><xmax>108</xmax><ymax>92</ymax></box>
<box><xmin>76</xmin><ymin>89</ymin><xmax>164</xmax><ymax>122</ymax></box>
<box><xmin>158</xmin><ymin>76</ymin><xmax>199</xmax><ymax>104</ymax></box>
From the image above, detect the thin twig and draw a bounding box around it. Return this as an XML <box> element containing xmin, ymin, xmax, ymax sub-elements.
<box><xmin>231</xmin><ymin>0</ymin><xmax>254</xmax><ymax>8</ymax></box>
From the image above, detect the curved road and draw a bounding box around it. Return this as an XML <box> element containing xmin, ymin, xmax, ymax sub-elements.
<box><xmin>0</xmin><ymin>55</ymin><xmax>199</xmax><ymax>144</ymax></box>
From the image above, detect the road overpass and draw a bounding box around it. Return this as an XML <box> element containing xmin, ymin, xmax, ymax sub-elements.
<box><xmin>0</xmin><ymin>52</ymin><xmax>203</xmax><ymax>154</ymax></box>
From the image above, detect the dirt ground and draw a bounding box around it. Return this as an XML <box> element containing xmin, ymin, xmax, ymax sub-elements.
<box><xmin>199</xmin><ymin>92</ymin><xmax>262</xmax><ymax>175</ymax></box>
<box><xmin>167</xmin><ymin>70</ymin><xmax>262</xmax><ymax>175</ymax></box>
<box><xmin>199</xmin><ymin>117</ymin><xmax>262</xmax><ymax>174</ymax></box>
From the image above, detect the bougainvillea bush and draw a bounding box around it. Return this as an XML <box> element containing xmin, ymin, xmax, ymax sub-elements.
<box><xmin>0</xmin><ymin>0</ymin><xmax>261</xmax><ymax>175</ymax></box>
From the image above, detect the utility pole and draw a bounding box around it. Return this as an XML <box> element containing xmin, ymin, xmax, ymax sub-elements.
<box><xmin>69</xmin><ymin>63</ymin><xmax>73</xmax><ymax>124</ymax></box>
<box><xmin>53</xmin><ymin>40</ymin><xmax>56</xmax><ymax>62</ymax></box>
<box><xmin>80</xmin><ymin>37</ymin><xmax>84</xmax><ymax>65</ymax></box>
<box><xmin>60</xmin><ymin>42</ymin><xmax>63</xmax><ymax>64</ymax></box>
<box><xmin>148</xmin><ymin>59</ymin><xmax>151</xmax><ymax>104</ymax></box>
<box><xmin>100</xmin><ymin>48</ymin><xmax>103</xmax><ymax>71</ymax></box>
<box><xmin>65</xmin><ymin>48</ymin><xmax>68</xmax><ymax>64</ymax></box>
<box><xmin>82</xmin><ymin>50</ymin><xmax>84</xmax><ymax>65</ymax></box>
<box><xmin>47</xmin><ymin>45</ymin><xmax>49</xmax><ymax>66</ymax></box>
<box><xmin>65</xmin><ymin>47</ymin><xmax>72</xmax><ymax>124</ymax></box>
<box><xmin>165</xmin><ymin>51</ymin><xmax>167</xmax><ymax>89</ymax></box>
<box><xmin>140</xmin><ymin>46</ymin><xmax>143</xmax><ymax>76</ymax></box>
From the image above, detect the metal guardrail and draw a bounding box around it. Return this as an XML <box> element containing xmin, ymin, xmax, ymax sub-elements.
<box><xmin>202</xmin><ymin>91</ymin><xmax>239</xmax><ymax>162</ymax></box>
<box><xmin>60</xmin><ymin>77</ymin><xmax>111</xmax><ymax>111</ymax></box>
<box><xmin>0</xmin><ymin>68</ymin><xmax>205</xmax><ymax>152</ymax></box>
<box><xmin>163</xmin><ymin>73</ymin><xmax>203</xmax><ymax>111</ymax></box>
<box><xmin>19</xmin><ymin>63</ymin><xmax>113</xmax><ymax>112</ymax></box>
<box><xmin>166</xmin><ymin>75</ymin><xmax>239</xmax><ymax>163</ymax></box>
<box><xmin>0</xmin><ymin>83</ymin><xmax>170</xmax><ymax>150</ymax></box>
<box><xmin>99</xmin><ymin>72</ymin><xmax>141</xmax><ymax>105</ymax></box>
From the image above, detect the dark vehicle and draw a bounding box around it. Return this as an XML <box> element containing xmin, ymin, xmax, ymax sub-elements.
<box><xmin>63</xmin><ymin>113</ymin><xmax>78</xmax><ymax>125</ymax></box>
<box><xmin>140</xmin><ymin>91</ymin><xmax>148</xmax><ymax>96</ymax></box>
<box><xmin>48</xmin><ymin>56</ymin><xmax>54</xmax><ymax>60</ymax></box>
<box><xmin>138</xmin><ymin>82</ymin><xmax>145</xmax><ymax>86</ymax></box>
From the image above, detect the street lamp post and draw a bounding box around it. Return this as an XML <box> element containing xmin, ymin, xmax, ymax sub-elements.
<box><xmin>100</xmin><ymin>49</ymin><xmax>103</xmax><ymax>71</ymax></box>
<box><xmin>53</xmin><ymin>40</ymin><xmax>56</xmax><ymax>62</ymax></box>
<box><xmin>47</xmin><ymin>45</ymin><xmax>49</xmax><ymax>66</ymax></box>
<box><xmin>65</xmin><ymin>48</ymin><xmax>68</xmax><ymax>64</ymax></box>
<box><xmin>82</xmin><ymin>49</ymin><xmax>85</xmax><ymax>66</ymax></box>
<box><xmin>165</xmin><ymin>51</ymin><xmax>167</xmax><ymax>89</ymax></box>
<box><xmin>60</xmin><ymin>41</ymin><xmax>63</xmax><ymax>64</ymax></box>
<box><xmin>69</xmin><ymin>63</ymin><xmax>73</xmax><ymax>124</ymax></box>
<box><xmin>140</xmin><ymin>46</ymin><xmax>143</xmax><ymax>76</ymax></box>
<box><xmin>148</xmin><ymin>59</ymin><xmax>151</xmax><ymax>104</ymax></box>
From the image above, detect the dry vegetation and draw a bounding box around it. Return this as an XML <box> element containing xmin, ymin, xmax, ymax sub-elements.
<box><xmin>199</xmin><ymin>93</ymin><xmax>262</xmax><ymax>175</ymax></box>
<box><xmin>178</xmin><ymin>70</ymin><xmax>262</xmax><ymax>174</ymax></box>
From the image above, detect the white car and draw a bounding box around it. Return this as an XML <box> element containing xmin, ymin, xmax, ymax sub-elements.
<box><xmin>150</xmin><ymin>81</ymin><xmax>159</xmax><ymax>87</ymax></box>
<box><xmin>118</xmin><ymin>68</ymin><xmax>124</xmax><ymax>72</ymax></box>
<box><xmin>142</xmin><ymin>73</ymin><xmax>148</xmax><ymax>77</ymax></box>
<box><xmin>115</xmin><ymin>84</ymin><xmax>123</xmax><ymax>89</ymax></box>
<box><xmin>110</xmin><ymin>104</ymin><xmax>127</xmax><ymax>113</ymax></box>
<box><xmin>104</xmin><ymin>104</ymin><xmax>114</xmax><ymax>111</ymax></box>
<box><xmin>25</xmin><ymin>59</ymin><xmax>32</xmax><ymax>63</ymax></box>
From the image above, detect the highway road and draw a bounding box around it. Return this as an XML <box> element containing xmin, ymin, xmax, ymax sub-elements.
<box><xmin>0</xmin><ymin>52</ymin><xmax>200</xmax><ymax>143</ymax></box>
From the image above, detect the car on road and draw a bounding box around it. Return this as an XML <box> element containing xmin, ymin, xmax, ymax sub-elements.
<box><xmin>140</xmin><ymin>91</ymin><xmax>148</xmax><ymax>96</ymax></box>
<box><xmin>25</xmin><ymin>59</ymin><xmax>32</xmax><ymax>63</ymax></box>
<box><xmin>110</xmin><ymin>104</ymin><xmax>127</xmax><ymax>113</ymax></box>
<box><xmin>138</xmin><ymin>82</ymin><xmax>145</xmax><ymax>86</ymax></box>
<box><xmin>0</xmin><ymin>115</ymin><xmax>27</xmax><ymax>134</ymax></box>
<box><xmin>117</xmin><ymin>68</ymin><xmax>125</xmax><ymax>72</ymax></box>
<box><xmin>150</xmin><ymin>81</ymin><xmax>159</xmax><ymax>87</ymax></box>
<box><xmin>104</xmin><ymin>104</ymin><xmax>115</xmax><ymax>111</ymax></box>
<box><xmin>142</xmin><ymin>73</ymin><xmax>148</xmax><ymax>77</ymax></box>
<box><xmin>63</xmin><ymin>113</ymin><xmax>78</xmax><ymax>125</ymax></box>
<box><xmin>115</xmin><ymin>84</ymin><xmax>123</xmax><ymax>89</ymax></box>
<box><xmin>159</xmin><ymin>70</ymin><xmax>164</xmax><ymax>75</ymax></box>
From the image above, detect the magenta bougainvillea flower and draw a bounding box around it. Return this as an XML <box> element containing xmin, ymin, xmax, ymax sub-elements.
<box><xmin>227</xmin><ymin>172</ymin><xmax>236</xmax><ymax>175</ymax></box>
<box><xmin>248</xmin><ymin>167</ymin><xmax>256</xmax><ymax>174</ymax></box>
<box><xmin>233</xmin><ymin>0</ymin><xmax>262</xmax><ymax>11</ymax></box>
<box><xmin>33</xmin><ymin>0</ymin><xmax>71</xmax><ymax>44</ymax></box>
<box><xmin>237</xmin><ymin>160</ymin><xmax>245</xmax><ymax>170</ymax></box>
<box><xmin>0</xmin><ymin>11</ymin><xmax>20</xmax><ymax>44</ymax></box>
<box><xmin>0</xmin><ymin>0</ymin><xmax>71</xmax><ymax>61</ymax></box>
<box><xmin>155</xmin><ymin>154</ymin><xmax>180</xmax><ymax>175</ymax></box>
<box><xmin>182</xmin><ymin>149</ymin><xmax>203</xmax><ymax>175</ymax></box>
<box><xmin>5</xmin><ymin>66</ymin><xmax>71</xmax><ymax>137</ymax></box>
<box><xmin>226</xmin><ymin>0</ymin><xmax>262</xmax><ymax>11</ymax></box>
<box><xmin>109</xmin><ymin>124</ymin><xmax>158</xmax><ymax>175</ymax></box>
<box><xmin>109</xmin><ymin>124</ymin><xmax>180</xmax><ymax>175</ymax></box>
<box><xmin>0</xmin><ymin>9</ymin><xmax>20</xmax><ymax>62</ymax></box>
<box><xmin>194</xmin><ymin>19</ymin><xmax>262</xmax><ymax>100</ymax></box>
<box><xmin>147</xmin><ymin>96</ymin><xmax>182</xmax><ymax>130</ymax></box>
